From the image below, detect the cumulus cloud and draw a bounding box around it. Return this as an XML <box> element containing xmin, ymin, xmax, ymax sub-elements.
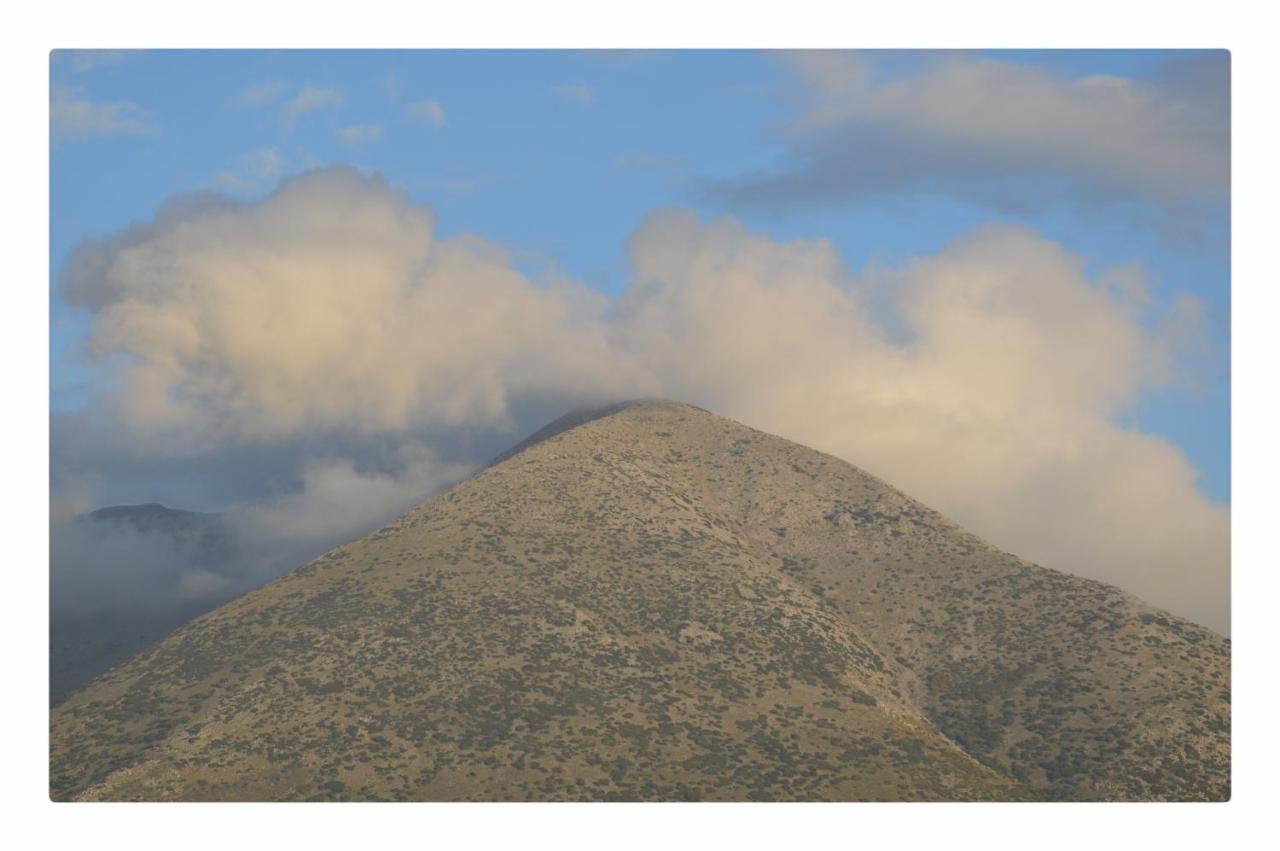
<box><xmin>51</xmin><ymin>86</ymin><xmax>153</xmax><ymax>142</ymax></box>
<box><xmin>56</xmin><ymin>167</ymin><xmax>1228</xmax><ymax>632</ymax></box>
<box><xmin>614</xmin><ymin>211</ymin><xmax>1227</xmax><ymax>631</ymax></box>
<box><xmin>716</xmin><ymin>51</ymin><xmax>1228</xmax><ymax>218</ymax></box>
<box><xmin>406</xmin><ymin>98</ymin><xmax>447</xmax><ymax>128</ymax></box>
<box><xmin>60</xmin><ymin>167</ymin><xmax>651</xmax><ymax>443</ymax></box>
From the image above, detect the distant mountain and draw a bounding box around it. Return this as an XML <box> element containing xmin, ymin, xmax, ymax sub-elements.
<box><xmin>50</xmin><ymin>401</ymin><xmax>1228</xmax><ymax>801</ymax></box>
<box><xmin>84</xmin><ymin>504</ymin><xmax>237</xmax><ymax>563</ymax></box>
<box><xmin>50</xmin><ymin>504</ymin><xmax>240</xmax><ymax>705</ymax></box>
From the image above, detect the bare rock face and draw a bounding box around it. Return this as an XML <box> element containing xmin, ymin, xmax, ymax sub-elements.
<box><xmin>50</xmin><ymin>401</ymin><xmax>1229</xmax><ymax>801</ymax></box>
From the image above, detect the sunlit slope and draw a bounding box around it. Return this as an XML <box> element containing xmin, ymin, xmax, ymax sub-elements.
<box><xmin>50</xmin><ymin>401</ymin><xmax>1228</xmax><ymax>801</ymax></box>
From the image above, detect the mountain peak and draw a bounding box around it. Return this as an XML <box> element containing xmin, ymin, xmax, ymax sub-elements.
<box><xmin>52</xmin><ymin>402</ymin><xmax>1229</xmax><ymax>802</ymax></box>
<box><xmin>486</xmin><ymin>398</ymin><xmax>711</xmax><ymax>468</ymax></box>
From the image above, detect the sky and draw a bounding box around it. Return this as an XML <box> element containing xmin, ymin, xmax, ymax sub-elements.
<box><xmin>49</xmin><ymin>49</ymin><xmax>1231</xmax><ymax>632</ymax></box>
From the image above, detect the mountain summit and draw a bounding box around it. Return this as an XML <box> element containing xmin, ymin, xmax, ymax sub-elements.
<box><xmin>50</xmin><ymin>400</ymin><xmax>1229</xmax><ymax>801</ymax></box>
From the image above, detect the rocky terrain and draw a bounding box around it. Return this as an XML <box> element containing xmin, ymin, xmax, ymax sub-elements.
<box><xmin>49</xmin><ymin>401</ymin><xmax>1229</xmax><ymax>801</ymax></box>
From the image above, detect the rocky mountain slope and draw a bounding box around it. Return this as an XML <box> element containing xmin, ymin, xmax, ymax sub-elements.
<box><xmin>49</xmin><ymin>401</ymin><xmax>1229</xmax><ymax>801</ymax></box>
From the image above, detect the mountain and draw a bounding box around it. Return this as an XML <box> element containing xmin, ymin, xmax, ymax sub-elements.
<box><xmin>83</xmin><ymin>504</ymin><xmax>238</xmax><ymax>564</ymax></box>
<box><xmin>50</xmin><ymin>504</ymin><xmax>240</xmax><ymax>705</ymax></box>
<box><xmin>49</xmin><ymin>401</ymin><xmax>1229</xmax><ymax>801</ymax></box>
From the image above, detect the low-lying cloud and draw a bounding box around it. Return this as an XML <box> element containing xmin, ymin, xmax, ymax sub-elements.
<box><xmin>55</xmin><ymin>166</ymin><xmax>1229</xmax><ymax>632</ymax></box>
<box><xmin>228</xmin><ymin>445</ymin><xmax>471</xmax><ymax>570</ymax></box>
<box><xmin>50</xmin><ymin>442</ymin><xmax>470</xmax><ymax>620</ymax></box>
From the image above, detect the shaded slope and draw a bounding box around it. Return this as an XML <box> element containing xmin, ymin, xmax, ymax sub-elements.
<box><xmin>50</xmin><ymin>401</ymin><xmax>1228</xmax><ymax>801</ymax></box>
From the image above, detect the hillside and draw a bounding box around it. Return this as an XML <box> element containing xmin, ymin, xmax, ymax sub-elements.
<box><xmin>49</xmin><ymin>401</ymin><xmax>1229</xmax><ymax>801</ymax></box>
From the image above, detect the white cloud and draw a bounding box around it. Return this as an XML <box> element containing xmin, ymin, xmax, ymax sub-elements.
<box><xmin>51</xmin><ymin>86</ymin><xmax>153</xmax><ymax>142</ymax></box>
<box><xmin>231</xmin><ymin>445</ymin><xmax>470</xmax><ymax>561</ymax></box>
<box><xmin>616</xmin><ymin>211</ymin><xmax>1226</xmax><ymax>630</ymax></box>
<box><xmin>336</xmin><ymin>124</ymin><xmax>383</xmax><ymax>145</ymax></box>
<box><xmin>283</xmin><ymin>84</ymin><xmax>345</xmax><ymax>125</ymax></box>
<box><xmin>721</xmin><ymin>51</ymin><xmax>1229</xmax><ymax>215</ymax></box>
<box><xmin>62</xmin><ymin>167</ymin><xmax>647</xmax><ymax>440</ymax></box>
<box><xmin>59</xmin><ymin>168</ymin><xmax>1228</xmax><ymax>632</ymax></box>
<box><xmin>406</xmin><ymin>98</ymin><xmax>446</xmax><ymax>128</ymax></box>
<box><xmin>233</xmin><ymin>80</ymin><xmax>289</xmax><ymax>108</ymax></box>
<box><xmin>51</xmin><ymin>444</ymin><xmax>470</xmax><ymax>617</ymax></box>
<box><xmin>553</xmin><ymin>83</ymin><xmax>595</xmax><ymax>106</ymax></box>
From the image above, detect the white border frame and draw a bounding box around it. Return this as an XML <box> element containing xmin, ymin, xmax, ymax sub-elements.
<box><xmin>6</xmin><ymin>2</ymin><xmax>1274</xmax><ymax>848</ymax></box>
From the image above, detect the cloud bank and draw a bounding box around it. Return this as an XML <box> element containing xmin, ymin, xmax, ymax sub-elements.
<box><xmin>50</xmin><ymin>442</ymin><xmax>470</xmax><ymax>619</ymax></box>
<box><xmin>56</xmin><ymin>167</ymin><xmax>1229</xmax><ymax>632</ymax></box>
<box><xmin>717</xmin><ymin>51</ymin><xmax>1228</xmax><ymax>220</ymax></box>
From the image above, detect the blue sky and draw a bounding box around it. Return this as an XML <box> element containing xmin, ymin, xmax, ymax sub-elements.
<box><xmin>50</xmin><ymin>49</ymin><xmax>1229</xmax><ymax>499</ymax></box>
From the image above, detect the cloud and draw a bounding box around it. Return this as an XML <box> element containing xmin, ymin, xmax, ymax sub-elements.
<box><xmin>57</xmin><ymin>168</ymin><xmax>1228</xmax><ymax>632</ymax></box>
<box><xmin>51</xmin><ymin>515</ymin><xmax>232</xmax><ymax>616</ymax></box>
<box><xmin>229</xmin><ymin>445</ymin><xmax>470</xmax><ymax>566</ymax></box>
<box><xmin>283</xmin><ymin>84</ymin><xmax>345</xmax><ymax>125</ymax></box>
<box><xmin>51</xmin><ymin>86</ymin><xmax>153</xmax><ymax>142</ymax></box>
<box><xmin>615</xmin><ymin>211</ymin><xmax>1226</xmax><ymax>631</ymax></box>
<box><xmin>336</xmin><ymin>124</ymin><xmax>383</xmax><ymax>145</ymax></box>
<box><xmin>406</xmin><ymin>98</ymin><xmax>446</xmax><ymax>128</ymax></box>
<box><xmin>60</xmin><ymin>167</ymin><xmax>649</xmax><ymax>442</ymax></box>
<box><xmin>212</xmin><ymin>147</ymin><xmax>286</xmax><ymax>194</ymax></box>
<box><xmin>716</xmin><ymin>51</ymin><xmax>1229</xmax><ymax>218</ymax></box>
<box><xmin>50</xmin><ymin>444</ymin><xmax>469</xmax><ymax>619</ymax></box>
<box><xmin>553</xmin><ymin>83</ymin><xmax>595</xmax><ymax>106</ymax></box>
<box><xmin>233</xmin><ymin>80</ymin><xmax>289</xmax><ymax>107</ymax></box>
